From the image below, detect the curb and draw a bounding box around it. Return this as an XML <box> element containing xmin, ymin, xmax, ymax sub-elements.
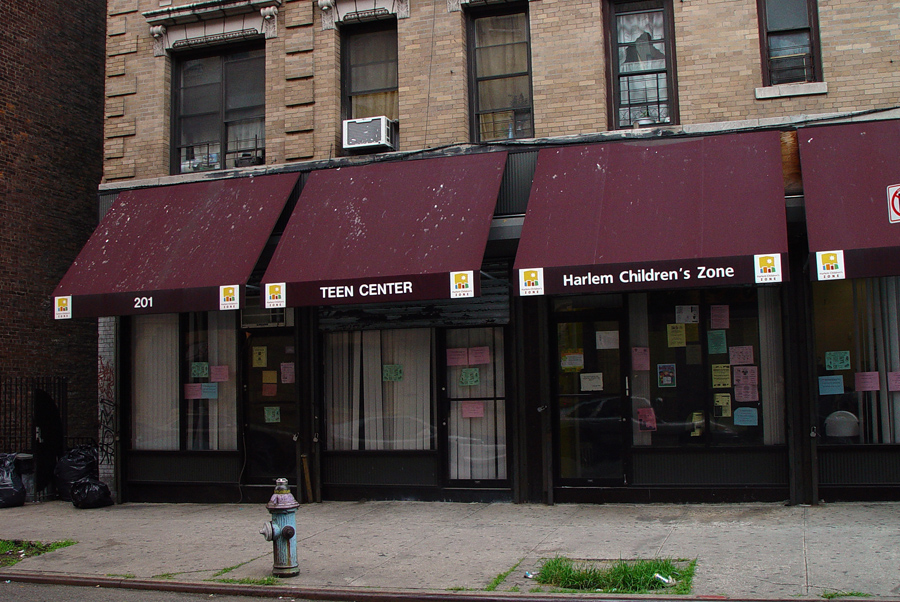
<box><xmin>0</xmin><ymin>571</ymin><xmax>856</xmax><ymax>602</ymax></box>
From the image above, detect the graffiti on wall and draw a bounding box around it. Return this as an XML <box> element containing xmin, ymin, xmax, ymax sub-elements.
<box><xmin>98</xmin><ymin>356</ymin><xmax>117</xmax><ymax>466</ymax></box>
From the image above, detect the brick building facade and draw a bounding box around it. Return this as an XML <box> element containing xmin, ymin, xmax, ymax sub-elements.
<box><xmin>1</xmin><ymin>1</ymin><xmax>105</xmax><ymax>448</ymax></box>
<box><xmin>55</xmin><ymin>0</ymin><xmax>900</xmax><ymax>504</ymax></box>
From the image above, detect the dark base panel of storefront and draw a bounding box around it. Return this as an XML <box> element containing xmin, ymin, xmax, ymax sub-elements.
<box><xmin>818</xmin><ymin>446</ymin><xmax>900</xmax><ymax>501</ymax></box>
<box><xmin>125</xmin><ymin>451</ymin><xmax>244</xmax><ymax>503</ymax></box>
<box><xmin>127</xmin><ymin>481</ymin><xmax>246</xmax><ymax>503</ymax></box>
<box><xmin>323</xmin><ymin>484</ymin><xmax>513</xmax><ymax>503</ymax></box>
<box><xmin>554</xmin><ymin>446</ymin><xmax>791</xmax><ymax>503</ymax></box>
<box><xmin>322</xmin><ymin>452</ymin><xmax>514</xmax><ymax>502</ymax></box>
<box><xmin>554</xmin><ymin>486</ymin><xmax>790</xmax><ymax>504</ymax></box>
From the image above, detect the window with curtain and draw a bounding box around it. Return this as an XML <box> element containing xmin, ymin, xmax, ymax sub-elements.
<box><xmin>609</xmin><ymin>0</ymin><xmax>676</xmax><ymax>129</ymax></box>
<box><xmin>325</xmin><ymin>329</ymin><xmax>434</xmax><ymax>451</ymax></box>
<box><xmin>758</xmin><ymin>0</ymin><xmax>820</xmax><ymax>86</ymax></box>
<box><xmin>470</xmin><ymin>7</ymin><xmax>534</xmax><ymax>142</ymax></box>
<box><xmin>131</xmin><ymin>312</ymin><xmax>238</xmax><ymax>451</ymax></box>
<box><xmin>813</xmin><ymin>278</ymin><xmax>900</xmax><ymax>445</ymax></box>
<box><xmin>343</xmin><ymin>23</ymin><xmax>399</xmax><ymax>121</ymax></box>
<box><xmin>174</xmin><ymin>45</ymin><xmax>265</xmax><ymax>174</ymax></box>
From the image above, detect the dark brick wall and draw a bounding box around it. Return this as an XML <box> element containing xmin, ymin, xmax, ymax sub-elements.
<box><xmin>0</xmin><ymin>1</ymin><xmax>106</xmax><ymax>440</ymax></box>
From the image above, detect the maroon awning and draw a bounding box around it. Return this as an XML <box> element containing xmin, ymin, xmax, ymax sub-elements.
<box><xmin>799</xmin><ymin>119</ymin><xmax>900</xmax><ymax>280</ymax></box>
<box><xmin>261</xmin><ymin>152</ymin><xmax>507</xmax><ymax>307</ymax></box>
<box><xmin>513</xmin><ymin>131</ymin><xmax>789</xmax><ymax>296</ymax></box>
<box><xmin>53</xmin><ymin>172</ymin><xmax>300</xmax><ymax>319</ymax></box>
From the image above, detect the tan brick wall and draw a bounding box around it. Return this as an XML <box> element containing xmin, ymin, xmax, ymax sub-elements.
<box><xmin>103</xmin><ymin>1</ymin><xmax>900</xmax><ymax>183</ymax></box>
<box><xmin>397</xmin><ymin>3</ymin><xmax>469</xmax><ymax>149</ymax></box>
<box><xmin>675</xmin><ymin>0</ymin><xmax>900</xmax><ymax>125</ymax></box>
<box><xmin>531</xmin><ymin>0</ymin><xmax>608</xmax><ymax>136</ymax></box>
<box><xmin>312</xmin><ymin>14</ymin><xmax>342</xmax><ymax>160</ymax></box>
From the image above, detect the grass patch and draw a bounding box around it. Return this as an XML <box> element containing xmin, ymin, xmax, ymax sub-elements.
<box><xmin>212</xmin><ymin>553</ymin><xmax>267</xmax><ymax>577</ymax></box>
<box><xmin>105</xmin><ymin>573</ymin><xmax>136</xmax><ymax>579</ymax></box>
<box><xmin>213</xmin><ymin>576</ymin><xmax>280</xmax><ymax>586</ymax></box>
<box><xmin>486</xmin><ymin>558</ymin><xmax>522</xmax><ymax>591</ymax></box>
<box><xmin>0</xmin><ymin>539</ymin><xmax>76</xmax><ymax>568</ymax></box>
<box><xmin>822</xmin><ymin>592</ymin><xmax>872</xmax><ymax>599</ymax></box>
<box><xmin>534</xmin><ymin>556</ymin><xmax>696</xmax><ymax>595</ymax></box>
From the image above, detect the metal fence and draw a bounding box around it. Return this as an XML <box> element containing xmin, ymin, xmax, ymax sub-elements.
<box><xmin>0</xmin><ymin>376</ymin><xmax>68</xmax><ymax>454</ymax></box>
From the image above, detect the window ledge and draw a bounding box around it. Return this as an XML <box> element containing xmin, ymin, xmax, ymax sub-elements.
<box><xmin>144</xmin><ymin>0</ymin><xmax>281</xmax><ymax>26</ymax></box>
<box><xmin>755</xmin><ymin>82</ymin><xmax>828</xmax><ymax>100</ymax></box>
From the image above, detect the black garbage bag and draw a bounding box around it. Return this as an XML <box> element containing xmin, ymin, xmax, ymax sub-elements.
<box><xmin>54</xmin><ymin>445</ymin><xmax>98</xmax><ymax>502</ymax></box>
<box><xmin>70</xmin><ymin>477</ymin><xmax>113</xmax><ymax>509</ymax></box>
<box><xmin>0</xmin><ymin>453</ymin><xmax>26</xmax><ymax>508</ymax></box>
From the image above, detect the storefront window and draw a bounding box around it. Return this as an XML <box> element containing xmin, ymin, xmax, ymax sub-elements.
<box><xmin>638</xmin><ymin>289</ymin><xmax>764</xmax><ymax>446</ymax></box>
<box><xmin>813</xmin><ymin>277</ymin><xmax>900</xmax><ymax>444</ymax></box>
<box><xmin>131</xmin><ymin>312</ymin><xmax>238</xmax><ymax>451</ymax></box>
<box><xmin>324</xmin><ymin>329</ymin><xmax>435</xmax><ymax>451</ymax></box>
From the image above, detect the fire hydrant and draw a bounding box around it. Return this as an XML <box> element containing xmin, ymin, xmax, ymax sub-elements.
<box><xmin>259</xmin><ymin>478</ymin><xmax>300</xmax><ymax>577</ymax></box>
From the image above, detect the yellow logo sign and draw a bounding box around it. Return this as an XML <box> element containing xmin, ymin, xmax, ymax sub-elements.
<box><xmin>757</xmin><ymin>256</ymin><xmax>775</xmax><ymax>274</ymax></box>
<box><xmin>57</xmin><ymin>298</ymin><xmax>69</xmax><ymax>311</ymax></box>
<box><xmin>268</xmin><ymin>284</ymin><xmax>282</xmax><ymax>300</ymax></box>
<box><xmin>222</xmin><ymin>286</ymin><xmax>236</xmax><ymax>302</ymax></box>
<box><xmin>518</xmin><ymin>268</ymin><xmax>545</xmax><ymax>296</ymax></box>
<box><xmin>820</xmin><ymin>252</ymin><xmax>840</xmax><ymax>271</ymax></box>
<box><xmin>453</xmin><ymin>272</ymin><xmax>469</xmax><ymax>290</ymax></box>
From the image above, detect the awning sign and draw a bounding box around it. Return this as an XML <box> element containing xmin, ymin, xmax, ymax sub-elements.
<box><xmin>265</xmin><ymin>283</ymin><xmax>286</xmax><ymax>309</ymax></box>
<box><xmin>889</xmin><ymin>184</ymin><xmax>900</xmax><ymax>224</ymax></box>
<box><xmin>518</xmin><ymin>268</ymin><xmax>544</xmax><ymax>296</ymax></box>
<box><xmin>450</xmin><ymin>271</ymin><xmax>475</xmax><ymax>299</ymax></box>
<box><xmin>754</xmin><ymin>254</ymin><xmax>783</xmax><ymax>284</ymax></box>
<box><xmin>54</xmin><ymin>296</ymin><xmax>72</xmax><ymax>320</ymax></box>
<box><xmin>219</xmin><ymin>285</ymin><xmax>240</xmax><ymax>311</ymax></box>
<box><xmin>816</xmin><ymin>250</ymin><xmax>845</xmax><ymax>281</ymax></box>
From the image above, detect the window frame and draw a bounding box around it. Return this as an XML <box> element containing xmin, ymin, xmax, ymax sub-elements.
<box><xmin>756</xmin><ymin>0</ymin><xmax>822</xmax><ymax>87</ymax></box>
<box><xmin>170</xmin><ymin>42</ymin><xmax>266</xmax><ymax>175</ymax></box>
<box><xmin>466</xmin><ymin>2</ymin><xmax>535</xmax><ymax>143</ymax></box>
<box><xmin>605</xmin><ymin>0</ymin><xmax>679</xmax><ymax>130</ymax></box>
<box><xmin>340</xmin><ymin>19</ymin><xmax>399</xmax><ymax>122</ymax></box>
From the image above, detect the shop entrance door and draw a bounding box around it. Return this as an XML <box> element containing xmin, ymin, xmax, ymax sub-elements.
<box><xmin>242</xmin><ymin>328</ymin><xmax>299</xmax><ymax>484</ymax></box>
<box><xmin>444</xmin><ymin>327</ymin><xmax>510</xmax><ymax>485</ymax></box>
<box><xmin>555</xmin><ymin>314</ymin><xmax>628</xmax><ymax>485</ymax></box>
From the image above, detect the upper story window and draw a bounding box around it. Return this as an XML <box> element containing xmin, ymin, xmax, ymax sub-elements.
<box><xmin>469</xmin><ymin>6</ymin><xmax>534</xmax><ymax>142</ymax></box>
<box><xmin>173</xmin><ymin>46</ymin><xmax>265</xmax><ymax>174</ymax></box>
<box><xmin>343</xmin><ymin>22</ymin><xmax>399</xmax><ymax>121</ymax></box>
<box><xmin>608</xmin><ymin>0</ymin><xmax>677</xmax><ymax>129</ymax></box>
<box><xmin>758</xmin><ymin>0</ymin><xmax>821</xmax><ymax>86</ymax></box>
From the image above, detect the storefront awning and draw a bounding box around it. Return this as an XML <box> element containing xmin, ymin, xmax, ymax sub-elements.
<box><xmin>53</xmin><ymin>172</ymin><xmax>300</xmax><ymax>319</ymax></box>
<box><xmin>261</xmin><ymin>152</ymin><xmax>507</xmax><ymax>307</ymax></box>
<box><xmin>799</xmin><ymin>119</ymin><xmax>900</xmax><ymax>280</ymax></box>
<box><xmin>513</xmin><ymin>131</ymin><xmax>789</xmax><ymax>296</ymax></box>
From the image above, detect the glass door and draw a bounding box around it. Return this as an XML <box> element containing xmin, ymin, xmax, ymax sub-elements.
<box><xmin>555</xmin><ymin>315</ymin><xmax>628</xmax><ymax>485</ymax></box>
<box><xmin>242</xmin><ymin>328</ymin><xmax>299</xmax><ymax>484</ymax></box>
<box><xmin>444</xmin><ymin>327</ymin><xmax>509</xmax><ymax>484</ymax></box>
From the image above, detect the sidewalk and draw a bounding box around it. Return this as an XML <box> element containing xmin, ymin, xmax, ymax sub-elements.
<box><xmin>1</xmin><ymin>500</ymin><xmax>898</xmax><ymax>601</ymax></box>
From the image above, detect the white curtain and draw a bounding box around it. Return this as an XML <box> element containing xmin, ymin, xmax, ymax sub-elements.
<box><xmin>208</xmin><ymin>311</ymin><xmax>238</xmax><ymax>450</ymax></box>
<box><xmin>325</xmin><ymin>329</ymin><xmax>434</xmax><ymax>451</ymax></box>
<box><xmin>132</xmin><ymin>314</ymin><xmax>179</xmax><ymax>450</ymax></box>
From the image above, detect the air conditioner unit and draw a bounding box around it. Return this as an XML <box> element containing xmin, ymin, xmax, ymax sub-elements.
<box><xmin>343</xmin><ymin>116</ymin><xmax>396</xmax><ymax>150</ymax></box>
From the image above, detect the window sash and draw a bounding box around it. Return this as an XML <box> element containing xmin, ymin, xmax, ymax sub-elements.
<box><xmin>610</xmin><ymin>1</ymin><xmax>674</xmax><ymax>129</ymax></box>
<box><xmin>759</xmin><ymin>0</ymin><xmax>818</xmax><ymax>85</ymax></box>
<box><xmin>174</xmin><ymin>48</ymin><xmax>265</xmax><ymax>173</ymax></box>
<box><xmin>471</xmin><ymin>9</ymin><xmax>534</xmax><ymax>142</ymax></box>
<box><xmin>344</xmin><ymin>26</ymin><xmax>399</xmax><ymax>120</ymax></box>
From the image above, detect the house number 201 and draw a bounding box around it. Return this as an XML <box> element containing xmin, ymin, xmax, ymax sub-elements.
<box><xmin>134</xmin><ymin>296</ymin><xmax>153</xmax><ymax>309</ymax></box>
